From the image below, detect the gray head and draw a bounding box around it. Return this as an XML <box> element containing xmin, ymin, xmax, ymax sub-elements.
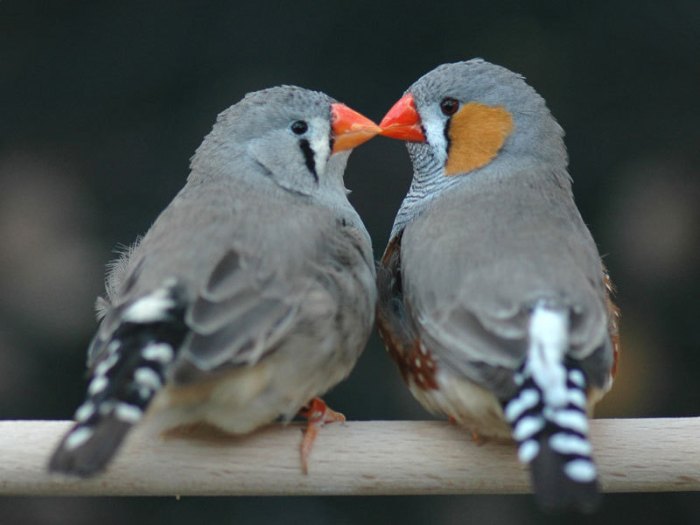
<box><xmin>379</xmin><ymin>59</ymin><xmax>570</xmax><ymax>238</ymax></box>
<box><xmin>190</xmin><ymin>85</ymin><xmax>379</xmax><ymax>197</ymax></box>
<box><xmin>381</xmin><ymin>59</ymin><xmax>567</xmax><ymax>182</ymax></box>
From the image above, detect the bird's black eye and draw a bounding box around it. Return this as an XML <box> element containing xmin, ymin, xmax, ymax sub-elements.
<box><xmin>440</xmin><ymin>97</ymin><xmax>459</xmax><ymax>116</ymax></box>
<box><xmin>291</xmin><ymin>120</ymin><xmax>308</xmax><ymax>135</ymax></box>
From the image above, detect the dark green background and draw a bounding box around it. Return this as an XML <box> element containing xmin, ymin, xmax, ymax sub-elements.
<box><xmin>1</xmin><ymin>1</ymin><xmax>699</xmax><ymax>523</ymax></box>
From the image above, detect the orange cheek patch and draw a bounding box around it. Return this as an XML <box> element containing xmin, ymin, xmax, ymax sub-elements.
<box><xmin>444</xmin><ymin>102</ymin><xmax>514</xmax><ymax>176</ymax></box>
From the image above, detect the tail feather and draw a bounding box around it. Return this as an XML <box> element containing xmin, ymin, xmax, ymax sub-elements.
<box><xmin>49</xmin><ymin>418</ymin><xmax>132</xmax><ymax>477</ymax></box>
<box><xmin>504</xmin><ymin>304</ymin><xmax>601</xmax><ymax>513</ymax></box>
<box><xmin>49</xmin><ymin>285</ymin><xmax>187</xmax><ymax>477</ymax></box>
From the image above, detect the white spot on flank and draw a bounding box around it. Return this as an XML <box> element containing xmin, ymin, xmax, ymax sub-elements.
<box><xmin>88</xmin><ymin>376</ymin><xmax>109</xmax><ymax>396</ymax></box>
<box><xmin>308</xmin><ymin>117</ymin><xmax>330</xmax><ymax>175</ymax></box>
<box><xmin>134</xmin><ymin>367</ymin><xmax>162</xmax><ymax>391</ymax></box>
<box><xmin>513</xmin><ymin>415</ymin><xmax>545</xmax><ymax>441</ymax></box>
<box><xmin>564</xmin><ymin>459</ymin><xmax>597</xmax><ymax>483</ymax></box>
<box><xmin>122</xmin><ymin>290</ymin><xmax>174</xmax><ymax>323</ymax></box>
<box><xmin>414</xmin><ymin>358</ymin><xmax>422</xmax><ymax>368</ymax></box>
<box><xmin>528</xmin><ymin>306</ymin><xmax>569</xmax><ymax>407</ymax></box>
<box><xmin>74</xmin><ymin>402</ymin><xmax>95</xmax><ymax>422</ymax></box>
<box><xmin>505</xmin><ymin>388</ymin><xmax>540</xmax><ymax>423</ymax></box>
<box><xmin>142</xmin><ymin>343</ymin><xmax>174</xmax><ymax>363</ymax></box>
<box><xmin>569</xmin><ymin>369</ymin><xmax>586</xmax><ymax>388</ymax></box>
<box><xmin>107</xmin><ymin>340</ymin><xmax>121</xmax><ymax>354</ymax></box>
<box><xmin>549</xmin><ymin>433</ymin><xmax>592</xmax><ymax>456</ymax></box>
<box><xmin>64</xmin><ymin>426</ymin><xmax>93</xmax><ymax>450</ymax></box>
<box><xmin>549</xmin><ymin>409</ymin><xmax>589</xmax><ymax>434</ymax></box>
<box><xmin>115</xmin><ymin>403</ymin><xmax>143</xmax><ymax>423</ymax></box>
<box><xmin>518</xmin><ymin>440</ymin><xmax>540</xmax><ymax>463</ymax></box>
<box><xmin>310</xmin><ymin>144</ymin><xmax>329</xmax><ymax>177</ymax></box>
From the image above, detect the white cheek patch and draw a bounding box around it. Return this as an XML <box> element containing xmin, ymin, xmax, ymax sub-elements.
<box><xmin>308</xmin><ymin>116</ymin><xmax>330</xmax><ymax>177</ymax></box>
<box><xmin>422</xmin><ymin>109</ymin><xmax>448</xmax><ymax>168</ymax></box>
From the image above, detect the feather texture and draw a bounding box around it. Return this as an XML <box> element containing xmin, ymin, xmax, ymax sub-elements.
<box><xmin>377</xmin><ymin>59</ymin><xmax>619</xmax><ymax>512</ymax></box>
<box><xmin>50</xmin><ymin>86</ymin><xmax>376</xmax><ymax>477</ymax></box>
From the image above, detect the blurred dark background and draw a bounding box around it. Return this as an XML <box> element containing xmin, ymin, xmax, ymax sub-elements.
<box><xmin>1</xmin><ymin>1</ymin><xmax>699</xmax><ymax>523</ymax></box>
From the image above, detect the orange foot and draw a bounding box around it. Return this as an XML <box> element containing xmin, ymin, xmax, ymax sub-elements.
<box><xmin>298</xmin><ymin>397</ymin><xmax>345</xmax><ymax>474</ymax></box>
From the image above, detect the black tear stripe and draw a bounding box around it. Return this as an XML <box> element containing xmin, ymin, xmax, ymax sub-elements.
<box><xmin>299</xmin><ymin>139</ymin><xmax>318</xmax><ymax>183</ymax></box>
<box><xmin>443</xmin><ymin>119</ymin><xmax>452</xmax><ymax>153</ymax></box>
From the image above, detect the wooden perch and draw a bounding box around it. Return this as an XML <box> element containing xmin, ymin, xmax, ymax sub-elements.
<box><xmin>0</xmin><ymin>419</ymin><xmax>698</xmax><ymax>496</ymax></box>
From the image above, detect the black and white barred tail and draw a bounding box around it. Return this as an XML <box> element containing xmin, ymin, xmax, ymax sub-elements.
<box><xmin>503</xmin><ymin>304</ymin><xmax>601</xmax><ymax>513</ymax></box>
<box><xmin>49</xmin><ymin>285</ymin><xmax>187</xmax><ymax>477</ymax></box>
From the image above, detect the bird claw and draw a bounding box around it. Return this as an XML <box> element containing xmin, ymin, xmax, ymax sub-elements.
<box><xmin>298</xmin><ymin>397</ymin><xmax>345</xmax><ymax>474</ymax></box>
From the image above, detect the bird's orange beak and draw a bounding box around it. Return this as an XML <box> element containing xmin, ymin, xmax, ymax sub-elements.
<box><xmin>331</xmin><ymin>103</ymin><xmax>381</xmax><ymax>153</ymax></box>
<box><xmin>379</xmin><ymin>93</ymin><xmax>426</xmax><ymax>142</ymax></box>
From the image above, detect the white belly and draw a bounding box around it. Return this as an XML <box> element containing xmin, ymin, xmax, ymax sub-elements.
<box><xmin>408</xmin><ymin>368</ymin><xmax>512</xmax><ymax>439</ymax></box>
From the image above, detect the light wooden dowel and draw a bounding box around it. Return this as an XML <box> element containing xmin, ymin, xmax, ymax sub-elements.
<box><xmin>0</xmin><ymin>419</ymin><xmax>698</xmax><ymax>496</ymax></box>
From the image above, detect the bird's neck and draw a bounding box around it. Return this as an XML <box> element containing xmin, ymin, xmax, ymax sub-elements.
<box><xmin>390</xmin><ymin>149</ymin><xmax>570</xmax><ymax>240</ymax></box>
<box><xmin>391</xmin><ymin>175</ymin><xmax>460</xmax><ymax>240</ymax></box>
<box><xmin>390</xmin><ymin>143</ymin><xmax>450</xmax><ymax>238</ymax></box>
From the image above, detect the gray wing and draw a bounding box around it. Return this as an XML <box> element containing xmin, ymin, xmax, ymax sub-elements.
<box><xmin>175</xmin><ymin>248</ymin><xmax>303</xmax><ymax>379</ymax></box>
<box><xmin>400</xmin><ymin>170</ymin><xmax>614</xmax><ymax>399</ymax></box>
<box><xmin>89</xmin><ymin>178</ymin><xmax>376</xmax><ymax>383</ymax></box>
<box><xmin>172</xmin><ymin>219</ymin><xmax>376</xmax><ymax>384</ymax></box>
